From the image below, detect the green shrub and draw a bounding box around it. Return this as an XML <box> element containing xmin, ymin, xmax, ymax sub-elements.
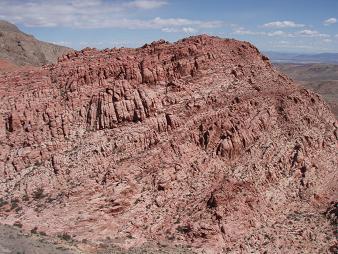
<box><xmin>10</xmin><ymin>198</ymin><xmax>20</xmax><ymax>210</ymax></box>
<box><xmin>31</xmin><ymin>227</ymin><xmax>38</xmax><ymax>234</ymax></box>
<box><xmin>58</xmin><ymin>232</ymin><xmax>72</xmax><ymax>241</ymax></box>
<box><xmin>13</xmin><ymin>221</ymin><xmax>23</xmax><ymax>228</ymax></box>
<box><xmin>32</xmin><ymin>188</ymin><xmax>45</xmax><ymax>200</ymax></box>
<box><xmin>0</xmin><ymin>198</ymin><xmax>9</xmax><ymax>207</ymax></box>
<box><xmin>39</xmin><ymin>231</ymin><xmax>47</xmax><ymax>236</ymax></box>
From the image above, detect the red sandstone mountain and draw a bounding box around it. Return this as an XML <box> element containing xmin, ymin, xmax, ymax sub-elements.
<box><xmin>0</xmin><ymin>35</ymin><xmax>337</xmax><ymax>253</ymax></box>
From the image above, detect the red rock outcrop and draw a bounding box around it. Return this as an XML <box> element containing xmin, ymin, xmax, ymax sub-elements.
<box><xmin>0</xmin><ymin>35</ymin><xmax>337</xmax><ymax>253</ymax></box>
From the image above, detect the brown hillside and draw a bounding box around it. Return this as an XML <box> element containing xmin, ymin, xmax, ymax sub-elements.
<box><xmin>0</xmin><ymin>20</ymin><xmax>73</xmax><ymax>66</ymax></box>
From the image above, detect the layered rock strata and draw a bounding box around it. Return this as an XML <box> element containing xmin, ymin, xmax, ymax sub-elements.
<box><xmin>0</xmin><ymin>35</ymin><xmax>337</xmax><ymax>253</ymax></box>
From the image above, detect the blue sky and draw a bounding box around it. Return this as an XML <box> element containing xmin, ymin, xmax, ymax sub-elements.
<box><xmin>0</xmin><ymin>0</ymin><xmax>337</xmax><ymax>52</ymax></box>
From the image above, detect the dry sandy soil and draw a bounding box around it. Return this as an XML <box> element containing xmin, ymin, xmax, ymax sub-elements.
<box><xmin>0</xmin><ymin>224</ymin><xmax>79</xmax><ymax>254</ymax></box>
<box><xmin>0</xmin><ymin>223</ymin><xmax>197</xmax><ymax>253</ymax></box>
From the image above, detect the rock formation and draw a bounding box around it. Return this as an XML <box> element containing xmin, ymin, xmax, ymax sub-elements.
<box><xmin>0</xmin><ymin>20</ymin><xmax>73</xmax><ymax>66</ymax></box>
<box><xmin>0</xmin><ymin>35</ymin><xmax>337</xmax><ymax>253</ymax></box>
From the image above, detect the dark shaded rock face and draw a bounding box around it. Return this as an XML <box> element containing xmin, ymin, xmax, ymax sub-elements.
<box><xmin>0</xmin><ymin>20</ymin><xmax>73</xmax><ymax>66</ymax></box>
<box><xmin>0</xmin><ymin>35</ymin><xmax>337</xmax><ymax>253</ymax></box>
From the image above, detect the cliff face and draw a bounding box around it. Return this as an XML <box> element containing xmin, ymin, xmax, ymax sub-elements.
<box><xmin>0</xmin><ymin>20</ymin><xmax>73</xmax><ymax>66</ymax></box>
<box><xmin>0</xmin><ymin>35</ymin><xmax>337</xmax><ymax>253</ymax></box>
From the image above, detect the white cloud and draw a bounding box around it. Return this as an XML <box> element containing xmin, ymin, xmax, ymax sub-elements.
<box><xmin>268</xmin><ymin>39</ymin><xmax>334</xmax><ymax>52</ymax></box>
<box><xmin>323</xmin><ymin>18</ymin><xmax>337</xmax><ymax>26</ymax></box>
<box><xmin>267</xmin><ymin>30</ymin><xmax>285</xmax><ymax>36</ymax></box>
<box><xmin>182</xmin><ymin>27</ymin><xmax>198</xmax><ymax>34</ymax></box>
<box><xmin>152</xmin><ymin>18</ymin><xmax>223</xmax><ymax>29</ymax></box>
<box><xmin>198</xmin><ymin>21</ymin><xmax>224</xmax><ymax>28</ymax></box>
<box><xmin>322</xmin><ymin>38</ymin><xmax>332</xmax><ymax>43</ymax></box>
<box><xmin>162</xmin><ymin>27</ymin><xmax>198</xmax><ymax>34</ymax></box>
<box><xmin>297</xmin><ymin>29</ymin><xmax>317</xmax><ymax>36</ymax></box>
<box><xmin>80</xmin><ymin>41</ymin><xmax>104</xmax><ymax>46</ymax></box>
<box><xmin>233</xmin><ymin>27</ymin><xmax>290</xmax><ymax>37</ymax></box>
<box><xmin>271</xmin><ymin>44</ymin><xmax>319</xmax><ymax>50</ymax></box>
<box><xmin>297</xmin><ymin>29</ymin><xmax>330</xmax><ymax>38</ymax></box>
<box><xmin>161</xmin><ymin>27</ymin><xmax>177</xmax><ymax>33</ymax></box>
<box><xmin>262</xmin><ymin>21</ymin><xmax>305</xmax><ymax>28</ymax></box>
<box><xmin>232</xmin><ymin>27</ymin><xmax>265</xmax><ymax>35</ymax></box>
<box><xmin>80</xmin><ymin>40</ymin><xmax>132</xmax><ymax>48</ymax></box>
<box><xmin>232</xmin><ymin>26</ymin><xmax>334</xmax><ymax>41</ymax></box>
<box><xmin>0</xmin><ymin>0</ymin><xmax>223</xmax><ymax>30</ymax></box>
<box><xmin>126</xmin><ymin>0</ymin><xmax>167</xmax><ymax>10</ymax></box>
<box><xmin>278</xmin><ymin>40</ymin><xmax>290</xmax><ymax>45</ymax></box>
<box><xmin>51</xmin><ymin>41</ymin><xmax>72</xmax><ymax>46</ymax></box>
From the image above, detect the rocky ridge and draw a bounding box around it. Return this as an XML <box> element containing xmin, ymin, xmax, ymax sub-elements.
<box><xmin>0</xmin><ymin>35</ymin><xmax>337</xmax><ymax>253</ymax></box>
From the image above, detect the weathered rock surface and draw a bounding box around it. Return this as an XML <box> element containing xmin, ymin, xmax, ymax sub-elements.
<box><xmin>0</xmin><ymin>35</ymin><xmax>337</xmax><ymax>253</ymax></box>
<box><xmin>0</xmin><ymin>20</ymin><xmax>73</xmax><ymax>66</ymax></box>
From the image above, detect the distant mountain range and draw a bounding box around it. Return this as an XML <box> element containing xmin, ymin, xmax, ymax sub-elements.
<box><xmin>264</xmin><ymin>51</ymin><xmax>338</xmax><ymax>64</ymax></box>
<box><xmin>0</xmin><ymin>20</ymin><xmax>73</xmax><ymax>66</ymax></box>
<box><xmin>275</xmin><ymin>63</ymin><xmax>338</xmax><ymax>117</ymax></box>
<box><xmin>1</xmin><ymin>19</ymin><xmax>336</xmax><ymax>67</ymax></box>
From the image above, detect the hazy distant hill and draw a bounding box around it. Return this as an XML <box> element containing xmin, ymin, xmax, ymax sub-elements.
<box><xmin>265</xmin><ymin>51</ymin><xmax>338</xmax><ymax>64</ymax></box>
<box><xmin>0</xmin><ymin>20</ymin><xmax>73</xmax><ymax>66</ymax></box>
<box><xmin>275</xmin><ymin>63</ymin><xmax>338</xmax><ymax>117</ymax></box>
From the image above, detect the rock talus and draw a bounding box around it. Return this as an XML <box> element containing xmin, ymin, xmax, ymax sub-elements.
<box><xmin>0</xmin><ymin>35</ymin><xmax>337</xmax><ymax>253</ymax></box>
